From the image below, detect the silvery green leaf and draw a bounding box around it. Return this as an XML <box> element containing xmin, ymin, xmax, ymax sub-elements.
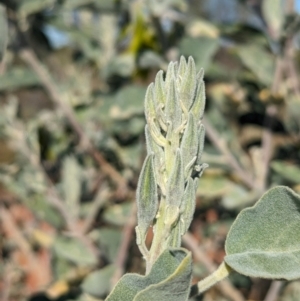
<box><xmin>166</xmin><ymin>149</ymin><xmax>184</xmax><ymax>207</ymax></box>
<box><xmin>169</xmin><ymin>222</ymin><xmax>181</xmax><ymax>248</ymax></box>
<box><xmin>173</xmin><ymin>61</ymin><xmax>178</xmax><ymax>75</ymax></box>
<box><xmin>180</xmin><ymin>113</ymin><xmax>198</xmax><ymax>174</ymax></box>
<box><xmin>62</xmin><ymin>156</ymin><xmax>81</xmax><ymax>219</ymax></box>
<box><xmin>190</xmin><ymin>80</ymin><xmax>205</xmax><ymax>121</ymax></box>
<box><xmin>165</xmin><ymin>76</ymin><xmax>181</xmax><ymax>130</ymax></box>
<box><xmin>164</xmin><ymin>61</ymin><xmax>176</xmax><ymax>92</ymax></box>
<box><xmin>134</xmin><ymin>248</ymin><xmax>191</xmax><ymax>301</ymax></box>
<box><xmin>197</xmin><ymin>68</ymin><xmax>204</xmax><ymax>82</ymax></box>
<box><xmin>156</xmin><ymin>105</ymin><xmax>168</xmax><ymax>132</ymax></box>
<box><xmin>144</xmin><ymin>83</ymin><xmax>157</xmax><ymax>124</ymax></box>
<box><xmin>148</xmin><ymin>119</ymin><xmax>167</xmax><ymax>147</ymax></box>
<box><xmin>165</xmin><ymin>204</ymin><xmax>180</xmax><ymax>227</ymax></box>
<box><xmin>145</xmin><ymin>125</ymin><xmax>161</xmax><ymax>155</ymax></box>
<box><xmin>136</xmin><ymin>154</ymin><xmax>158</xmax><ymax>236</ymax></box>
<box><xmin>193</xmin><ymin>177</ymin><xmax>200</xmax><ymax>194</ymax></box>
<box><xmin>180</xmin><ymin>56</ymin><xmax>197</xmax><ymax>110</ymax></box>
<box><xmin>145</xmin><ymin>125</ymin><xmax>165</xmax><ymax>188</ymax></box>
<box><xmin>81</xmin><ymin>264</ymin><xmax>116</xmax><ymax>297</ymax></box>
<box><xmin>195</xmin><ymin>124</ymin><xmax>205</xmax><ymax>167</ymax></box>
<box><xmin>105</xmin><ymin>248</ymin><xmax>192</xmax><ymax>301</ymax></box>
<box><xmin>0</xmin><ymin>4</ymin><xmax>8</xmax><ymax>62</ymax></box>
<box><xmin>180</xmin><ymin>178</ymin><xmax>196</xmax><ymax>235</ymax></box>
<box><xmin>177</xmin><ymin>56</ymin><xmax>187</xmax><ymax>79</ymax></box>
<box><xmin>154</xmin><ymin>70</ymin><xmax>166</xmax><ymax>107</ymax></box>
<box><xmin>225</xmin><ymin>186</ymin><xmax>300</xmax><ymax>280</ymax></box>
<box><xmin>54</xmin><ymin>236</ymin><xmax>97</xmax><ymax>266</ymax></box>
<box><xmin>18</xmin><ymin>0</ymin><xmax>56</xmax><ymax>16</ymax></box>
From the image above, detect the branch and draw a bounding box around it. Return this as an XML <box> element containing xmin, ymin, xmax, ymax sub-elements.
<box><xmin>263</xmin><ymin>281</ymin><xmax>283</xmax><ymax>301</ymax></box>
<box><xmin>0</xmin><ymin>206</ymin><xmax>36</xmax><ymax>267</ymax></box>
<box><xmin>202</xmin><ymin>117</ymin><xmax>255</xmax><ymax>189</ymax></box>
<box><xmin>111</xmin><ymin>203</ymin><xmax>137</xmax><ymax>287</ymax></box>
<box><xmin>18</xmin><ymin>133</ymin><xmax>100</xmax><ymax>259</ymax></box>
<box><xmin>183</xmin><ymin>232</ymin><xmax>245</xmax><ymax>301</ymax></box>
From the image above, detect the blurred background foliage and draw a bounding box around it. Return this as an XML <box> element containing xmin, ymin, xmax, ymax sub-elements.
<box><xmin>0</xmin><ymin>0</ymin><xmax>300</xmax><ymax>300</ymax></box>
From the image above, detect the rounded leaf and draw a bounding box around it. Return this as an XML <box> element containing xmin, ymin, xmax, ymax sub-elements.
<box><xmin>225</xmin><ymin>186</ymin><xmax>300</xmax><ymax>280</ymax></box>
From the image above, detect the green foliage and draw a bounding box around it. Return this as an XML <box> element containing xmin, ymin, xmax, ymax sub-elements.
<box><xmin>1</xmin><ymin>1</ymin><xmax>300</xmax><ymax>300</ymax></box>
<box><xmin>136</xmin><ymin>154</ymin><xmax>158</xmax><ymax>237</ymax></box>
<box><xmin>225</xmin><ymin>186</ymin><xmax>300</xmax><ymax>280</ymax></box>
<box><xmin>106</xmin><ymin>248</ymin><xmax>192</xmax><ymax>301</ymax></box>
<box><xmin>0</xmin><ymin>4</ymin><xmax>8</xmax><ymax>62</ymax></box>
<box><xmin>81</xmin><ymin>264</ymin><xmax>116</xmax><ymax>298</ymax></box>
<box><xmin>54</xmin><ymin>236</ymin><xmax>98</xmax><ymax>266</ymax></box>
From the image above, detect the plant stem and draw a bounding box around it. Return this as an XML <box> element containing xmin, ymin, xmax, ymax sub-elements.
<box><xmin>189</xmin><ymin>262</ymin><xmax>232</xmax><ymax>298</ymax></box>
<box><xmin>147</xmin><ymin>199</ymin><xmax>169</xmax><ymax>274</ymax></box>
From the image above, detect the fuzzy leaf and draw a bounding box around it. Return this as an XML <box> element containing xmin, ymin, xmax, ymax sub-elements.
<box><xmin>81</xmin><ymin>264</ymin><xmax>116</xmax><ymax>297</ymax></box>
<box><xmin>165</xmin><ymin>61</ymin><xmax>176</xmax><ymax>90</ymax></box>
<box><xmin>195</xmin><ymin>124</ymin><xmax>205</xmax><ymax>167</ymax></box>
<box><xmin>166</xmin><ymin>150</ymin><xmax>184</xmax><ymax>207</ymax></box>
<box><xmin>144</xmin><ymin>83</ymin><xmax>157</xmax><ymax>123</ymax></box>
<box><xmin>181</xmin><ymin>113</ymin><xmax>198</xmax><ymax>173</ymax></box>
<box><xmin>145</xmin><ymin>125</ymin><xmax>165</xmax><ymax>187</ymax></box>
<box><xmin>225</xmin><ymin>186</ymin><xmax>300</xmax><ymax>280</ymax></box>
<box><xmin>169</xmin><ymin>222</ymin><xmax>182</xmax><ymax>248</ymax></box>
<box><xmin>165</xmin><ymin>76</ymin><xmax>181</xmax><ymax>130</ymax></box>
<box><xmin>0</xmin><ymin>4</ymin><xmax>8</xmax><ymax>62</ymax></box>
<box><xmin>145</xmin><ymin>125</ymin><xmax>163</xmax><ymax>158</ymax></box>
<box><xmin>165</xmin><ymin>204</ymin><xmax>180</xmax><ymax>227</ymax></box>
<box><xmin>154</xmin><ymin>70</ymin><xmax>166</xmax><ymax>106</ymax></box>
<box><xmin>190</xmin><ymin>81</ymin><xmax>205</xmax><ymax>121</ymax></box>
<box><xmin>180</xmin><ymin>57</ymin><xmax>197</xmax><ymax>110</ymax></box>
<box><xmin>197</xmin><ymin>68</ymin><xmax>204</xmax><ymax>82</ymax></box>
<box><xmin>180</xmin><ymin>178</ymin><xmax>196</xmax><ymax>235</ymax></box>
<box><xmin>136</xmin><ymin>154</ymin><xmax>158</xmax><ymax>236</ymax></box>
<box><xmin>62</xmin><ymin>156</ymin><xmax>81</xmax><ymax>219</ymax></box>
<box><xmin>177</xmin><ymin>56</ymin><xmax>187</xmax><ymax>79</ymax></box>
<box><xmin>54</xmin><ymin>236</ymin><xmax>97</xmax><ymax>266</ymax></box>
<box><xmin>105</xmin><ymin>248</ymin><xmax>192</xmax><ymax>301</ymax></box>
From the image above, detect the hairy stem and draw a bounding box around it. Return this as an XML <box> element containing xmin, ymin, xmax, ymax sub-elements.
<box><xmin>189</xmin><ymin>262</ymin><xmax>233</xmax><ymax>298</ymax></box>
